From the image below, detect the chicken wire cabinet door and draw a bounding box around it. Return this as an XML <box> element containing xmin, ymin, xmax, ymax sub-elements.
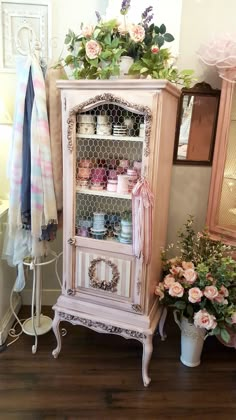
<box><xmin>52</xmin><ymin>80</ymin><xmax>180</xmax><ymax>386</ymax></box>
<box><xmin>206</xmin><ymin>79</ymin><xmax>236</xmax><ymax>245</ymax></box>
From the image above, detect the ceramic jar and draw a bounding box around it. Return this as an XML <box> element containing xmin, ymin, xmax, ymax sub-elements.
<box><xmin>79</xmin><ymin>159</ymin><xmax>92</xmax><ymax>168</ymax></box>
<box><xmin>97</xmin><ymin>115</ymin><xmax>109</xmax><ymax>124</ymax></box>
<box><xmin>93</xmin><ymin>212</ymin><xmax>105</xmax><ymax>230</ymax></box>
<box><xmin>78</xmin><ymin>123</ymin><xmax>96</xmax><ymax>135</ymax></box>
<box><xmin>119</xmin><ymin>219</ymin><xmax>133</xmax><ymax>244</ymax></box>
<box><xmin>119</xmin><ymin>159</ymin><xmax>129</xmax><ymax>171</ymax></box>
<box><xmin>78</xmin><ymin>167</ymin><xmax>91</xmax><ymax>179</ymax></box>
<box><xmin>119</xmin><ymin>56</ymin><xmax>134</xmax><ymax>77</ymax></box>
<box><xmin>117</xmin><ymin>174</ymin><xmax>129</xmax><ymax>194</ymax></box>
<box><xmin>96</xmin><ymin>124</ymin><xmax>112</xmax><ymax>136</ymax></box>
<box><xmin>124</xmin><ymin>118</ymin><xmax>135</xmax><ymax>136</ymax></box>
<box><xmin>127</xmin><ymin>168</ymin><xmax>138</xmax><ymax>192</ymax></box>
<box><xmin>77</xmin><ymin>115</ymin><xmax>96</xmax><ymax>124</ymax></box>
<box><xmin>139</xmin><ymin>123</ymin><xmax>145</xmax><ymax>137</ymax></box>
<box><xmin>108</xmin><ymin>169</ymin><xmax>117</xmax><ymax>180</ymax></box>
<box><xmin>113</xmin><ymin>124</ymin><xmax>127</xmax><ymax>136</ymax></box>
<box><xmin>77</xmin><ymin>179</ymin><xmax>90</xmax><ymax>189</ymax></box>
<box><xmin>107</xmin><ymin>179</ymin><xmax>118</xmax><ymax>192</ymax></box>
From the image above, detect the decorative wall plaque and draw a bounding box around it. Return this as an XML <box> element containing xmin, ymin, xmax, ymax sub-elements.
<box><xmin>0</xmin><ymin>0</ymin><xmax>50</xmax><ymax>70</ymax></box>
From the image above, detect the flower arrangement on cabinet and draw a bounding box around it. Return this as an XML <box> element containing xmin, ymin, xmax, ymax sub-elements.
<box><xmin>63</xmin><ymin>0</ymin><xmax>194</xmax><ymax>85</ymax></box>
<box><xmin>155</xmin><ymin>217</ymin><xmax>236</xmax><ymax>344</ymax></box>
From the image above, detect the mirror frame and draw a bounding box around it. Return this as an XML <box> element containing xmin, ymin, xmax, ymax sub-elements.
<box><xmin>173</xmin><ymin>82</ymin><xmax>221</xmax><ymax>166</ymax></box>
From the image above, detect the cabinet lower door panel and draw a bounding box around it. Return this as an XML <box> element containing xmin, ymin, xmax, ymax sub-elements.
<box><xmin>74</xmin><ymin>246</ymin><xmax>144</xmax><ymax>314</ymax></box>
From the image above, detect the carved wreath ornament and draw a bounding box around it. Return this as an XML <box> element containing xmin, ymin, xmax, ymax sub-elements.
<box><xmin>88</xmin><ymin>257</ymin><xmax>120</xmax><ymax>292</ymax></box>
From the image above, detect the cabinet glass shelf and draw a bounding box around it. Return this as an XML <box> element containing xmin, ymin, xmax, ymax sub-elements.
<box><xmin>76</xmin><ymin>187</ymin><xmax>131</xmax><ymax>200</ymax></box>
<box><xmin>77</xmin><ymin>134</ymin><xmax>144</xmax><ymax>142</ymax></box>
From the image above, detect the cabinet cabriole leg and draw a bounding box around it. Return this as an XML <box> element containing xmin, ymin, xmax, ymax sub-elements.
<box><xmin>52</xmin><ymin>311</ymin><xmax>62</xmax><ymax>358</ymax></box>
<box><xmin>159</xmin><ymin>306</ymin><xmax>168</xmax><ymax>341</ymax></box>
<box><xmin>142</xmin><ymin>334</ymin><xmax>153</xmax><ymax>387</ymax></box>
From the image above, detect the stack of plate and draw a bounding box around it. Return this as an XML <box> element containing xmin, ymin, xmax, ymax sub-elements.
<box><xmin>113</xmin><ymin>124</ymin><xmax>127</xmax><ymax>136</ymax></box>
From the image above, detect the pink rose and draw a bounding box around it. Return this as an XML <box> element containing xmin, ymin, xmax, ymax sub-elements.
<box><xmin>170</xmin><ymin>266</ymin><xmax>183</xmax><ymax>276</ymax></box>
<box><xmin>188</xmin><ymin>287</ymin><xmax>203</xmax><ymax>303</ymax></box>
<box><xmin>85</xmin><ymin>40</ymin><xmax>101</xmax><ymax>59</ymax></box>
<box><xmin>151</xmin><ymin>45</ymin><xmax>159</xmax><ymax>54</ymax></box>
<box><xmin>194</xmin><ymin>309</ymin><xmax>217</xmax><ymax>330</ymax></box>
<box><xmin>183</xmin><ymin>268</ymin><xmax>197</xmax><ymax>284</ymax></box>
<box><xmin>220</xmin><ymin>285</ymin><xmax>229</xmax><ymax>297</ymax></box>
<box><xmin>118</xmin><ymin>23</ymin><xmax>129</xmax><ymax>35</ymax></box>
<box><xmin>163</xmin><ymin>274</ymin><xmax>175</xmax><ymax>289</ymax></box>
<box><xmin>169</xmin><ymin>282</ymin><xmax>184</xmax><ymax>298</ymax></box>
<box><xmin>231</xmin><ymin>312</ymin><xmax>236</xmax><ymax>324</ymax></box>
<box><xmin>182</xmin><ymin>261</ymin><xmax>195</xmax><ymax>270</ymax></box>
<box><xmin>129</xmin><ymin>24</ymin><xmax>145</xmax><ymax>43</ymax></box>
<box><xmin>204</xmin><ymin>285</ymin><xmax>218</xmax><ymax>300</ymax></box>
<box><xmin>82</xmin><ymin>25</ymin><xmax>94</xmax><ymax>38</ymax></box>
<box><xmin>155</xmin><ymin>285</ymin><xmax>164</xmax><ymax>300</ymax></box>
<box><xmin>214</xmin><ymin>286</ymin><xmax>229</xmax><ymax>304</ymax></box>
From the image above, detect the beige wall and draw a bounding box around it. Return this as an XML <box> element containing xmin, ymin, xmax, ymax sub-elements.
<box><xmin>166</xmin><ymin>0</ymin><xmax>236</xmax><ymax>245</ymax></box>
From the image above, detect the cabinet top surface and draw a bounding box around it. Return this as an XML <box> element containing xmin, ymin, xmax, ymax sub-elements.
<box><xmin>56</xmin><ymin>79</ymin><xmax>181</xmax><ymax>98</ymax></box>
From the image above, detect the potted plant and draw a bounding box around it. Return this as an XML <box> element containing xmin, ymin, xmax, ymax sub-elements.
<box><xmin>155</xmin><ymin>216</ymin><xmax>236</xmax><ymax>366</ymax></box>
<box><xmin>62</xmin><ymin>0</ymin><xmax>194</xmax><ymax>85</ymax></box>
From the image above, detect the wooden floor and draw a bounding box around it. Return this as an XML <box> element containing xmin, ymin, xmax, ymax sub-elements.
<box><xmin>0</xmin><ymin>306</ymin><xmax>235</xmax><ymax>420</ymax></box>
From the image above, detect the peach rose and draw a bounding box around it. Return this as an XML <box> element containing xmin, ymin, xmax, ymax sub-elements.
<box><xmin>129</xmin><ymin>24</ymin><xmax>145</xmax><ymax>43</ymax></box>
<box><xmin>182</xmin><ymin>261</ymin><xmax>195</xmax><ymax>270</ymax></box>
<box><xmin>214</xmin><ymin>285</ymin><xmax>229</xmax><ymax>304</ymax></box>
<box><xmin>194</xmin><ymin>309</ymin><xmax>217</xmax><ymax>330</ymax></box>
<box><xmin>188</xmin><ymin>287</ymin><xmax>203</xmax><ymax>303</ymax></box>
<box><xmin>155</xmin><ymin>285</ymin><xmax>164</xmax><ymax>300</ymax></box>
<box><xmin>82</xmin><ymin>25</ymin><xmax>94</xmax><ymax>38</ymax></box>
<box><xmin>170</xmin><ymin>266</ymin><xmax>183</xmax><ymax>276</ymax></box>
<box><xmin>85</xmin><ymin>40</ymin><xmax>101</xmax><ymax>59</ymax></box>
<box><xmin>169</xmin><ymin>282</ymin><xmax>184</xmax><ymax>298</ymax></box>
<box><xmin>204</xmin><ymin>285</ymin><xmax>218</xmax><ymax>300</ymax></box>
<box><xmin>163</xmin><ymin>274</ymin><xmax>175</xmax><ymax>289</ymax></box>
<box><xmin>183</xmin><ymin>268</ymin><xmax>197</xmax><ymax>284</ymax></box>
<box><xmin>118</xmin><ymin>23</ymin><xmax>129</xmax><ymax>35</ymax></box>
<box><xmin>231</xmin><ymin>312</ymin><xmax>236</xmax><ymax>324</ymax></box>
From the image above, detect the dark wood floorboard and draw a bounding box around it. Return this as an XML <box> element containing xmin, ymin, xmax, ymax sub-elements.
<box><xmin>0</xmin><ymin>306</ymin><xmax>235</xmax><ymax>420</ymax></box>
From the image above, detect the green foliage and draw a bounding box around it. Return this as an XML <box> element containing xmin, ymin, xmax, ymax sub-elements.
<box><xmin>157</xmin><ymin>216</ymin><xmax>236</xmax><ymax>343</ymax></box>
<box><xmin>62</xmin><ymin>2</ymin><xmax>195</xmax><ymax>85</ymax></box>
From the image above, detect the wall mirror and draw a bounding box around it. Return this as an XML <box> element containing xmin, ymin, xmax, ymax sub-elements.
<box><xmin>173</xmin><ymin>82</ymin><xmax>221</xmax><ymax>165</ymax></box>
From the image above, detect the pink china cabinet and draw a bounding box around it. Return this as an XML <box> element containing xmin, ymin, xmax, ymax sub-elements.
<box><xmin>52</xmin><ymin>79</ymin><xmax>180</xmax><ymax>386</ymax></box>
<box><xmin>206</xmin><ymin>77</ymin><xmax>236</xmax><ymax>246</ymax></box>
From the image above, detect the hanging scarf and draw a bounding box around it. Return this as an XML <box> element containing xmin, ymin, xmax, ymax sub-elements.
<box><xmin>8</xmin><ymin>53</ymin><xmax>57</xmax><ymax>240</ymax></box>
<box><xmin>132</xmin><ymin>178</ymin><xmax>154</xmax><ymax>264</ymax></box>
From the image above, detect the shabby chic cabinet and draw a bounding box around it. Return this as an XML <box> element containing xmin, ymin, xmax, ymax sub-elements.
<box><xmin>52</xmin><ymin>79</ymin><xmax>180</xmax><ymax>386</ymax></box>
<box><xmin>206</xmin><ymin>77</ymin><xmax>236</xmax><ymax>245</ymax></box>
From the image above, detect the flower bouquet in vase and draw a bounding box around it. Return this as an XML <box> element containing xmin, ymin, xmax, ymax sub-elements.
<box><xmin>155</xmin><ymin>217</ymin><xmax>236</xmax><ymax>367</ymax></box>
<box><xmin>62</xmin><ymin>0</ymin><xmax>194</xmax><ymax>85</ymax></box>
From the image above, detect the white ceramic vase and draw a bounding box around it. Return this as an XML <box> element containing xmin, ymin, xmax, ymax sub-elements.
<box><xmin>119</xmin><ymin>56</ymin><xmax>134</xmax><ymax>77</ymax></box>
<box><xmin>174</xmin><ymin>311</ymin><xmax>206</xmax><ymax>367</ymax></box>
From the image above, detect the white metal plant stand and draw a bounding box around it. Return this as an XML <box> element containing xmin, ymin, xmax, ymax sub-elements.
<box><xmin>23</xmin><ymin>250</ymin><xmax>59</xmax><ymax>354</ymax></box>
